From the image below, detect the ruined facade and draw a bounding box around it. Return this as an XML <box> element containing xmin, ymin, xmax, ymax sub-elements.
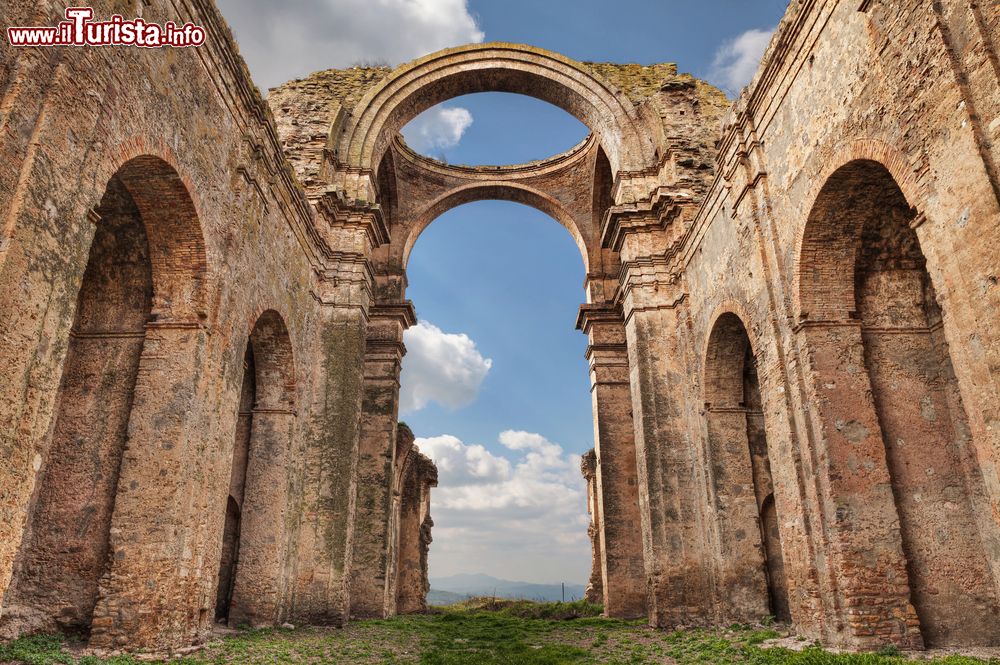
<box><xmin>581</xmin><ymin>450</ymin><xmax>604</xmax><ymax>605</ymax></box>
<box><xmin>2</xmin><ymin>0</ymin><xmax>1000</xmax><ymax>654</ymax></box>
<box><xmin>391</xmin><ymin>425</ymin><xmax>438</xmax><ymax>616</ymax></box>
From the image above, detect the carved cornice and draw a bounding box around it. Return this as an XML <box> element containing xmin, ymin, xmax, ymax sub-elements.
<box><xmin>584</xmin><ymin>342</ymin><xmax>629</xmax><ymax>365</ymax></box>
<box><xmin>365</xmin><ymin>301</ymin><xmax>417</xmax><ymax>360</ymax></box>
<box><xmin>575</xmin><ymin>303</ymin><xmax>624</xmax><ymax>333</ymax></box>
<box><xmin>313</xmin><ymin>189</ymin><xmax>390</xmax><ymax>249</ymax></box>
<box><xmin>313</xmin><ymin>258</ymin><xmax>376</xmax><ymax>287</ymax></box>
<box><xmin>363</xmin><ymin>337</ymin><xmax>407</xmax><ymax>362</ymax></box>
<box><xmin>600</xmin><ymin>188</ymin><xmax>693</xmax><ymax>252</ymax></box>
<box><xmin>369</xmin><ymin>300</ymin><xmax>418</xmax><ymax>328</ymax></box>
<box><xmin>616</xmin><ymin>254</ymin><xmax>679</xmax><ymax>285</ymax></box>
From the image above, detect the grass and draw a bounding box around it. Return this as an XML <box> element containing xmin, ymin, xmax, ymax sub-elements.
<box><xmin>2</xmin><ymin>601</ymin><xmax>999</xmax><ymax>665</ymax></box>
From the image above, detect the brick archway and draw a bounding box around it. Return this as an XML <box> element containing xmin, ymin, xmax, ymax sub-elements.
<box><xmin>217</xmin><ymin>309</ymin><xmax>297</xmax><ymax>628</ymax></box>
<box><xmin>4</xmin><ymin>154</ymin><xmax>209</xmax><ymax>641</ymax></box>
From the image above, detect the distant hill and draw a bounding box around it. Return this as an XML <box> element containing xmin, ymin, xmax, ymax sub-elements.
<box><xmin>428</xmin><ymin>573</ymin><xmax>587</xmax><ymax>605</ymax></box>
<box><xmin>426</xmin><ymin>588</ymin><xmax>468</xmax><ymax>606</ymax></box>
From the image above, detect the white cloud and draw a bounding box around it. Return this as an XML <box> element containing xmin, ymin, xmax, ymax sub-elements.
<box><xmin>400</xmin><ymin>321</ymin><xmax>492</xmax><ymax>413</ymax></box>
<box><xmin>709</xmin><ymin>27</ymin><xmax>775</xmax><ymax>96</ymax></box>
<box><xmin>417</xmin><ymin>435</ymin><xmax>511</xmax><ymax>485</ymax></box>
<box><xmin>416</xmin><ymin>431</ymin><xmax>591</xmax><ymax>584</ymax></box>
<box><xmin>402</xmin><ymin>106</ymin><xmax>474</xmax><ymax>153</ymax></box>
<box><xmin>216</xmin><ymin>0</ymin><xmax>485</xmax><ymax>90</ymax></box>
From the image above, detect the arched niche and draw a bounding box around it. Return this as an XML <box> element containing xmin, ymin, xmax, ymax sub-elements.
<box><xmin>704</xmin><ymin>312</ymin><xmax>790</xmax><ymax>623</ymax></box>
<box><xmin>798</xmin><ymin>159</ymin><xmax>1000</xmax><ymax>646</ymax></box>
<box><xmin>4</xmin><ymin>154</ymin><xmax>207</xmax><ymax>636</ymax></box>
<box><xmin>217</xmin><ymin>310</ymin><xmax>297</xmax><ymax>628</ymax></box>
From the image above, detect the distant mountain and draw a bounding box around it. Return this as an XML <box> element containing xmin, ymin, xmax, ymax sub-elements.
<box><xmin>428</xmin><ymin>573</ymin><xmax>587</xmax><ymax>605</ymax></box>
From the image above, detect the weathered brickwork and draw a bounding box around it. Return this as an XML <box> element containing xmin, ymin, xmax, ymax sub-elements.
<box><xmin>663</xmin><ymin>0</ymin><xmax>1000</xmax><ymax>648</ymax></box>
<box><xmin>1</xmin><ymin>0</ymin><xmax>999</xmax><ymax>655</ymax></box>
<box><xmin>0</xmin><ymin>0</ymin><xmax>365</xmax><ymax>651</ymax></box>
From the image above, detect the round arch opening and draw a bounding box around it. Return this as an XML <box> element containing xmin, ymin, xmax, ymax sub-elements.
<box><xmin>340</xmin><ymin>43</ymin><xmax>656</xmax><ymax>176</ymax></box>
<box><xmin>400</xmin><ymin>92</ymin><xmax>590</xmax><ymax>167</ymax></box>
<box><xmin>401</xmin><ymin>186</ymin><xmax>591</xmax><ymax>273</ymax></box>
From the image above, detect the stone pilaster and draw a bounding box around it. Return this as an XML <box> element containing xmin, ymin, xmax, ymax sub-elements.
<box><xmin>289</xmin><ymin>192</ymin><xmax>386</xmax><ymax>626</ymax></box>
<box><xmin>605</xmin><ymin>192</ymin><xmax>714</xmax><ymax>627</ymax></box>
<box><xmin>87</xmin><ymin>322</ymin><xmax>215</xmax><ymax>650</ymax></box>
<box><xmin>792</xmin><ymin>319</ymin><xmax>922</xmax><ymax>648</ymax></box>
<box><xmin>577</xmin><ymin>304</ymin><xmax>646</xmax><ymax>618</ymax></box>
<box><xmin>348</xmin><ymin>301</ymin><xmax>416</xmax><ymax>618</ymax></box>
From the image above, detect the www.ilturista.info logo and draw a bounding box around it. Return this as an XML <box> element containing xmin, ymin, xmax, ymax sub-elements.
<box><xmin>7</xmin><ymin>7</ymin><xmax>205</xmax><ymax>47</ymax></box>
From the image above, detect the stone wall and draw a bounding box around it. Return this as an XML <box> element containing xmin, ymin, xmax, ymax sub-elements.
<box><xmin>643</xmin><ymin>0</ymin><xmax>1000</xmax><ymax>648</ymax></box>
<box><xmin>0</xmin><ymin>0</ymin><xmax>371</xmax><ymax>651</ymax></box>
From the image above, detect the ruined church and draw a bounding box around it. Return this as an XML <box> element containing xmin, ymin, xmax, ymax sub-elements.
<box><xmin>2</xmin><ymin>0</ymin><xmax>1000</xmax><ymax>654</ymax></box>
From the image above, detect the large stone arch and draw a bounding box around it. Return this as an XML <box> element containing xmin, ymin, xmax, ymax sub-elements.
<box><xmin>401</xmin><ymin>182</ymin><xmax>588</xmax><ymax>271</ymax></box>
<box><xmin>338</xmin><ymin>43</ymin><xmax>657</xmax><ymax>177</ymax></box>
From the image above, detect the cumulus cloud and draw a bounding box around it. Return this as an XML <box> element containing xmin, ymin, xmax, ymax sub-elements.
<box><xmin>416</xmin><ymin>431</ymin><xmax>591</xmax><ymax>583</ymax></box>
<box><xmin>400</xmin><ymin>321</ymin><xmax>493</xmax><ymax>413</ymax></box>
<box><xmin>417</xmin><ymin>434</ymin><xmax>511</xmax><ymax>486</ymax></box>
<box><xmin>709</xmin><ymin>27</ymin><xmax>775</xmax><ymax>96</ymax></box>
<box><xmin>215</xmin><ymin>0</ymin><xmax>485</xmax><ymax>90</ymax></box>
<box><xmin>402</xmin><ymin>106</ymin><xmax>474</xmax><ymax>153</ymax></box>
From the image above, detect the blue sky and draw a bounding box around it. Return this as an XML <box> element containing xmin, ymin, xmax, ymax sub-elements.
<box><xmin>217</xmin><ymin>0</ymin><xmax>789</xmax><ymax>586</ymax></box>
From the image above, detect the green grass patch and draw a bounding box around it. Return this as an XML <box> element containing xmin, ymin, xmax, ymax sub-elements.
<box><xmin>3</xmin><ymin>605</ymin><xmax>1000</xmax><ymax>664</ymax></box>
<box><xmin>660</xmin><ymin>625</ymin><xmax>1000</xmax><ymax>665</ymax></box>
<box><xmin>0</xmin><ymin>633</ymin><xmax>75</xmax><ymax>665</ymax></box>
<box><xmin>441</xmin><ymin>596</ymin><xmax>605</xmax><ymax>620</ymax></box>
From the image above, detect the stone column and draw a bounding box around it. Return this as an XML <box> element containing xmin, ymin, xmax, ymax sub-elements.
<box><xmin>580</xmin><ymin>450</ymin><xmax>603</xmax><ymax>604</ymax></box>
<box><xmin>577</xmin><ymin>305</ymin><xmax>646</xmax><ymax>618</ymax></box>
<box><xmin>348</xmin><ymin>301</ymin><xmax>415</xmax><ymax>618</ymax></box>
